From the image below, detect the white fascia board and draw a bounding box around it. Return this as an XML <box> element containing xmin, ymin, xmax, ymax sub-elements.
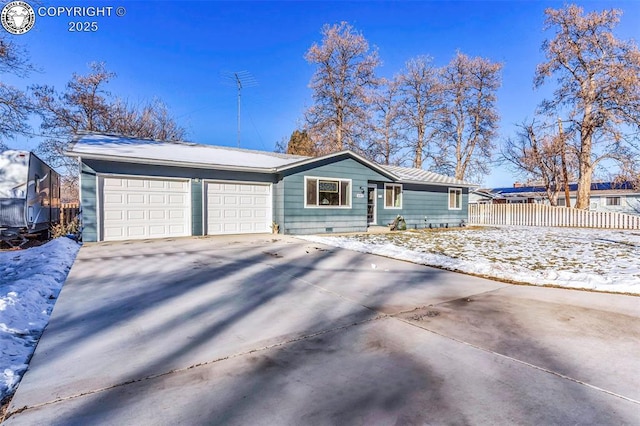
<box><xmin>65</xmin><ymin>151</ymin><xmax>277</xmax><ymax>174</ymax></box>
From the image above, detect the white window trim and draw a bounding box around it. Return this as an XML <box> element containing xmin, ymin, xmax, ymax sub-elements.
<box><xmin>384</xmin><ymin>183</ymin><xmax>403</xmax><ymax>209</ymax></box>
<box><xmin>304</xmin><ymin>176</ymin><xmax>352</xmax><ymax>209</ymax></box>
<box><xmin>448</xmin><ymin>187</ymin><xmax>462</xmax><ymax>210</ymax></box>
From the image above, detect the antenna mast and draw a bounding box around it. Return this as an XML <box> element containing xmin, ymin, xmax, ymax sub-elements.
<box><xmin>222</xmin><ymin>71</ymin><xmax>257</xmax><ymax>147</ymax></box>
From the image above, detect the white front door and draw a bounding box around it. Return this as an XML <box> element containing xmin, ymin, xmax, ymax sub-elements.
<box><xmin>367</xmin><ymin>185</ymin><xmax>377</xmax><ymax>225</ymax></box>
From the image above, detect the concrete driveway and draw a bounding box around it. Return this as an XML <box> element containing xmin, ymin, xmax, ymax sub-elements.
<box><xmin>4</xmin><ymin>235</ymin><xmax>640</xmax><ymax>425</ymax></box>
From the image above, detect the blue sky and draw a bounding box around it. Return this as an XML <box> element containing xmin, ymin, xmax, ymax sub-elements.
<box><xmin>3</xmin><ymin>0</ymin><xmax>639</xmax><ymax>186</ymax></box>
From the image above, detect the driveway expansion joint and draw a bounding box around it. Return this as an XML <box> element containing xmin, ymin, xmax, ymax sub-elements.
<box><xmin>392</xmin><ymin>316</ymin><xmax>640</xmax><ymax>406</ymax></box>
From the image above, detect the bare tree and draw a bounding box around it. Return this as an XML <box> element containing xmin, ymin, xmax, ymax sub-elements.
<box><xmin>535</xmin><ymin>4</ymin><xmax>640</xmax><ymax>209</ymax></box>
<box><xmin>502</xmin><ymin>119</ymin><xmax>576</xmax><ymax>205</ymax></box>
<box><xmin>396</xmin><ymin>56</ymin><xmax>442</xmax><ymax>169</ymax></box>
<box><xmin>0</xmin><ymin>36</ymin><xmax>36</xmax><ymax>142</ymax></box>
<box><xmin>304</xmin><ymin>21</ymin><xmax>380</xmax><ymax>154</ymax></box>
<box><xmin>108</xmin><ymin>98</ymin><xmax>186</xmax><ymax>141</ymax></box>
<box><xmin>438</xmin><ymin>52</ymin><xmax>502</xmax><ymax>182</ymax></box>
<box><xmin>32</xmin><ymin>62</ymin><xmax>186</xmax><ymax>177</ymax></box>
<box><xmin>368</xmin><ymin>78</ymin><xmax>404</xmax><ymax>165</ymax></box>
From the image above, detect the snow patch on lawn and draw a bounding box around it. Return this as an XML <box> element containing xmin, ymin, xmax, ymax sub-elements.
<box><xmin>0</xmin><ymin>238</ymin><xmax>80</xmax><ymax>402</ymax></box>
<box><xmin>299</xmin><ymin>227</ymin><xmax>640</xmax><ymax>295</ymax></box>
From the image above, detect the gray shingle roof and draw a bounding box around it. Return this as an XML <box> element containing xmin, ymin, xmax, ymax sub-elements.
<box><xmin>383</xmin><ymin>165</ymin><xmax>475</xmax><ymax>187</ymax></box>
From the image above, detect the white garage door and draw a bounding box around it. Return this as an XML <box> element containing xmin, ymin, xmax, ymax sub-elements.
<box><xmin>101</xmin><ymin>176</ymin><xmax>190</xmax><ymax>241</ymax></box>
<box><xmin>205</xmin><ymin>181</ymin><xmax>271</xmax><ymax>235</ymax></box>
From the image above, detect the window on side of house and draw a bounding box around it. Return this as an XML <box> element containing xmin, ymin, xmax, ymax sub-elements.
<box><xmin>606</xmin><ymin>196</ymin><xmax>621</xmax><ymax>206</ymax></box>
<box><xmin>305</xmin><ymin>177</ymin><xmax>351</xmax><ymax>208</ymax></box>
<box><xmin>449</xmin><ymin>188</ymin><xmax>462</xmax><ymax>210</ymax></box>
<box><xmin>384</xmin><ymin>184</ymin><xmax>402</xmax><ymax>208</ymax></box>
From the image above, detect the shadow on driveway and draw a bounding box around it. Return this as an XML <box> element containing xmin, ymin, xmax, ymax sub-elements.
<box><xmin>5</xmin><ymin>235</ymin><xmax>640</xmax><ymax>424</ymax></box>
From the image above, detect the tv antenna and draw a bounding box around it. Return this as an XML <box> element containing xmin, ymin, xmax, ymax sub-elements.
<box><xmin>222</xmin><ymin>71</ymin><xmax>258</xmax><ymax>147</ymax></box>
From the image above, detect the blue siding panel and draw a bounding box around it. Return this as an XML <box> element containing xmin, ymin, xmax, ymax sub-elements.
<box><xmin>191</xmin><ymin>180</ymin><xmax>203</xmax><ymax>236</ymax></box>
<box><xmin>80</xmin><ymin>163</ymin><xmax>98</xmax><ymax>242</ymax></box>
<box><xmin>272</xmin><ymin>179</ymin><xmax>285</xmax><ymax>233</ymax></box>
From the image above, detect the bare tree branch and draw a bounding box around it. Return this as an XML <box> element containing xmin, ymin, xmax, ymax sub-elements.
<box><xmin>535</xmin><ymin>4</ymin><xmax>640</xmax><ymax>209</ymax></box>
<box><xmin>304</xmin><ymin>22</ymin><xmax>380</xmax><ymax>155</ymax></box>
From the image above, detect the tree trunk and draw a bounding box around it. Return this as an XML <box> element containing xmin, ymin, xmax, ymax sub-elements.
<box><xmin>413</xmin><ymin>126</ymin><xmax>424</xmax><ymax>168</ymax></box>
<box><xmin>558</xmin><ymin>118</ymin><xmax>571</xmax><ymax>208</ymax></box>
<box><xmin>575</xmin><ymin>139</ymin><xmax>593</xmax><ymax>209</ymax></box>
<box><xmin>413</xmin><ymin>143</ymin><xmax>422</xmax><ymax>168</ymax></box>
<box><xmin>575</xmin><ymin>166</ymin><xmax>592</xmax><ymax>209</ymax></box>
<box><xmin>575</xmin><ymin>100</ymin><xmax>594</xmax><ymax>210</ymax></box>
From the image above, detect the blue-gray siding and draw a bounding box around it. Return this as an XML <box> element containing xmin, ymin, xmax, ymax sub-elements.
<box><xmin>279</xmin><ymin>157</ymin><xmax>392</xmax><ymax>234</ymax></box>
<box><xmin>191</xmin><ymin>180</ymin><xmax>203</xmax><ymax>236</ymax></box>
<box><xmin>375</xmin><ymin>183</ymin><xmax>469</xmax><ymax>229</ymax></box>
<box><xmin>79</xmin><ymin>156</ymin><xmax>470</xmax><ymax>241</ymax></box>
<box><xmin>80</xmin><ymin>162</ymin><xmax>98</xmax><ymax>242</ymax></box>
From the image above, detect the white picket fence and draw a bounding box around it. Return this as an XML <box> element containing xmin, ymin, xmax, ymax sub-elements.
<box><xmin>468</xmin><ymin>203</ymin><xmax>640</xmax><ymax>230</ymax></box>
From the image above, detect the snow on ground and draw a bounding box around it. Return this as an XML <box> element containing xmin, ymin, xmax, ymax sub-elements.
<box><xmin>299</xmin><ymin>226</ymin><xmax>640</xmax><ymax>295</ymax></box>
<box><xmin>0</xmin><ymin>238</ymin><xmax>80</xmax><ymax>402</ymax></box>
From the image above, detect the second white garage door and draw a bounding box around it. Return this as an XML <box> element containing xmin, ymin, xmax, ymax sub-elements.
<box><xmin>205</xmin><ymin>181</ymin><xmax>271</xmax><ymax>235</ymax></box>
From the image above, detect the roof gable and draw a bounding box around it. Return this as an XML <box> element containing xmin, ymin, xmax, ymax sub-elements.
<box><xmin>276</xmin><ymin>150</ymin><xmax>399</xmax><ymax>181</ymax></box>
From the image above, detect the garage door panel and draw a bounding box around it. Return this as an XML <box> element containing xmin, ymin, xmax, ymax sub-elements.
<box><xmin>168</xmin><ymin>181</ymin><xmax>188</xmax><ymax>190</ymax></box>
<box><xmin>127</xmin><ymin>226</ymin><xmax>145</xmax><ymax>237</ymax></box>
<box><xmin>105</xmin><ymin>193</ymin><xmax>124</xmax><ymax>204</ymax></box>
<box><xmin>205</xmin><ymin>181</ymin><xmax>271</xmax><ymax>235</ymax></box>
<box><xmin>126</xmin><ymin>193</ymin><xmax>145</xmax><ymax>204</ymax></box>
<box><xmin>127</xmin><ymin>210</ymin><xmax>145</xmax><ymax>220</ymax></box>
<box><xmin>104</xmin><ymin>178</ymin><xmax>124</xmax><ymax>188</ymax></box>
<box><xmin>148</xmin><ymin>210</ymin><xmax>167</xmax><ymax>220</ymax></box>
<box><xmin>169</xmin><ymin>194</ymin><xmax>187</xmax><ymax>204</ymax></box>
<box><xmin>102</xmin><ymin>176</ymin><xmax>190</xmax><ymax>241</ymax></box>
<box><xmin>103</xmin><ymin>228</ymin><xmax>124</xmax><ymax>239</ymax></box>
<box><xmin>149</xmin><ymin>194</ymin><xmax>166</xmax><ymax>204</ymax></box>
